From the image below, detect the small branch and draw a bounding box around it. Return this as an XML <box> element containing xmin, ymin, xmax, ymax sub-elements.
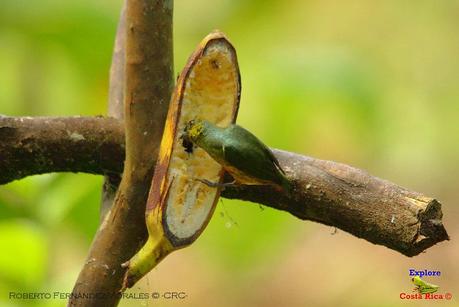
<box><xmin>100</xmin><ymin>0</ymin><xmax>127</xmax><ymax>222</ymax></box>
<box><xmin>68</xmin><ymin>0</ymin><xmax>174</xmax><ymax>306</ymax></box>
<box><xmin>0</xmin><ymin>116</ymin><xmax>449</xmax><ymax>257</ymax></box>
<box><xmin>107</xmin><ymin>1</ymin><xmax>126</xmax><ymax>122</ymax></box>
<box><xmin>0</xmin><ymin>116</ymin><xmax>124</xmax><ymax>184</ymax></box>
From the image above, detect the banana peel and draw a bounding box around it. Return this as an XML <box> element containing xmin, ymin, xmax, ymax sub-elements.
<box><xmin>121</xmin><ymin>31</ymin><xmax>240</xmax><ymax>290</ymax></box>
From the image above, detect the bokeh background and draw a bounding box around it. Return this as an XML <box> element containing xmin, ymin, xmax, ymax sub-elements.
<box><xmin>1</xmin><ymin>0</ymin><xmax>458</xmax><ymax>306</ymax></box>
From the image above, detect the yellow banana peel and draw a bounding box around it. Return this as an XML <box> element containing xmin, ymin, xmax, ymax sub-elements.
<box><xmin>121</xmin><ymin>31</ymin><xmax>241</xmax><ymax>290</ymax></box>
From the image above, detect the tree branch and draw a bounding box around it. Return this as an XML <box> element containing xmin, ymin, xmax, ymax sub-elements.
<box><xmin>67</xmin><ymin>0</ymin><xmax>174</xmax><ymax>305</ymax></box>
<box><xmin>100</xmin><ymin>0</ymin><xmax>126</xmax><ymax>222</ymax></box>
<box><xmin>0</xmin><ymin>115</ymin><xmax>124</xmax><ymax>184</ymax></box>
<box><xmin>0</xmin><ymin>115</ymin><xmax>449</xmax><ymax>257</ymax></box>
<box><xmin>223</xmin><ymin>150</ymin><xmax>449</xmax><ymax>257</ymax></box>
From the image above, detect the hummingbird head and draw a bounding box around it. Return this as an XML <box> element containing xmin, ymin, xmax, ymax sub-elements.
<box><xmin>184</xmin><ymin>119</ymin><xmax>205</xmax><ymax>142</ymax></box>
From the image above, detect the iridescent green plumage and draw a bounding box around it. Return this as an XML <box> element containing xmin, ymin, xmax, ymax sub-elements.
<box><xmin>184</xmin><ymin>119</ymin><xmax>292</xmax><ymax>193</ymax></box>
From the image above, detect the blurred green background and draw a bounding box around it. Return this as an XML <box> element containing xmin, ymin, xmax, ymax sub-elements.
<box><xmin>1</xmin><ymin>0</ymin><xmax>458</xmax><ymax>306</ymax></box>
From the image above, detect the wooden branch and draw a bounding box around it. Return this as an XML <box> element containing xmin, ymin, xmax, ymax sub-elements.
<box><xmin>0</xmin><ymin>116</ymin><xmax>124</xmax><ymax>184</ymax></box>
<box><xmin>0</xmin><ymin>116</ymin><xmax>449</xmax><ymax>257</ymax></box>
<box><xmin>100</xmin><ymin>1</ymin><xmax>126</xmax><ymax>222</ymax></box>
<box><xmin>107</xmin><ymin>2</ymin><xmax>126</xmax><ymax>122</ymax></box>
<box><xmin>223</xmin><ymin>150</ymin><xmax>449</xmax><ymax>257</ymax></box>
<box><xmin>68</xmin><ymin>0</ymin><xmax>173</xmax><ymax>305</ymax></box>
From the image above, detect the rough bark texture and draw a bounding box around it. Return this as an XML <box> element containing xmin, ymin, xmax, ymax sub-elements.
<box><xmin>67</xmin><ymin>0</ymin><xmax>174</xmax><ymax>306</ymax></box>
<box><xmin>100</xmin><ymin>1</ymin><xmax>126</xmax><ymax>222</ymax></box>
<box><xmin>0</xmin><ymin>116</ymin><xmax>449</xmax><ymax>257</ymax></box>
<box><xmin>223</xmin><ymin>149</ymin><xmax>449</xmax><ymax>257</ymax></box>
<box><xmin>107</xmin><ymin>3</ymin><xmax>126</xmax><ymax>122</ymax></box>
<box><xmin>0</xmin><ymin>116</ymin><xmax>124</xmax><ymax>184</ymax></box>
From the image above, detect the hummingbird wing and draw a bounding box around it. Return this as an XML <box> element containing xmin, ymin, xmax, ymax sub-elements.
<box><xmin>221</xmin><ymin>125</ymin><xmax>287</xmax><ymax>185</ymax></box>
<box><xmin>261</xmin><ymin>141</ymin><xmax>286</xmax><ymax>175</ymax></box>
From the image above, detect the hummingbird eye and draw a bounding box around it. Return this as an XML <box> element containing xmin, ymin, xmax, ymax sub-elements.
<box><xmin>184</xmin><ymin>119</ymin><xmax>195</xmax><ymax>132</ymax></box>
<box><xmin>184</xmin><ymin>119</ymin><xmax>204</xmax><ymax>140</ymax></box>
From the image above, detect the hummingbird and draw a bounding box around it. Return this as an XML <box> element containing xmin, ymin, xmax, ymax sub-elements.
<box><xmin>183</xmin><ymin>119</ymin><xmax>292</xmax><ymax>194</ymax></box>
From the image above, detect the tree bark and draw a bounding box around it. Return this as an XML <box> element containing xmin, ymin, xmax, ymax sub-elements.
<box><xmin>223</xmin><ymin>150</ymin><xmax>449</xmax><ymax>257</ymax></box>
<box><xmin>0</xmin><ymin>115</ymin><xmax>124</xmax><ymax>184</ymax></box>
<box><xmin>67</xmin><ymin>0</ymin><xmax>174</xmax><ymax>305</ymax></box>
<box><xmin>100</xmin><ymin>1</ymin><xmax>126</xmax><ymax>222</ymax></box>
<box><xmin>0</xmin><ymin>115</ymin><xmax>449</xmax><ymax>258</ymax></box>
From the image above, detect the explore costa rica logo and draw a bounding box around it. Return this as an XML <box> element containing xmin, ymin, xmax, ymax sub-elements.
<box><xmin>399</xmin><ymin>269</ymin><xmax>452</xmax><ymax>301</ymax></box>
<box><xmin>409</xmin><ymin>269</ymin><xmax>441</xmax><ymax>278</ymax></box>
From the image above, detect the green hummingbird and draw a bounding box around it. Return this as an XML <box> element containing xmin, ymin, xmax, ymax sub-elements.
<box><xmin>183</xmin><ymin>119</ymin><xmax>292</xmax><ymax>194</ymax></box>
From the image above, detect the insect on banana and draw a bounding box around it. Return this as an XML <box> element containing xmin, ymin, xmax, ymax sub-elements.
<box><xmin>183</xmin><ymin>119</ymin><xmax>293</xmax><ymax>194</ymax></box>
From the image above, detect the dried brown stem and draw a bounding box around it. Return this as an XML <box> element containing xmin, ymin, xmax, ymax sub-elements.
<box><xmin>0</xmin><ymin>116</ymin><xmax>449</xmax><ymax>258</ymax></box>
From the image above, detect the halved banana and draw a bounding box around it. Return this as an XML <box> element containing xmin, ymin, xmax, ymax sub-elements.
<box><xmin>122</xmin><ymin>31</ymin><xmax>240</xmax><ymax>289</ymax></box>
